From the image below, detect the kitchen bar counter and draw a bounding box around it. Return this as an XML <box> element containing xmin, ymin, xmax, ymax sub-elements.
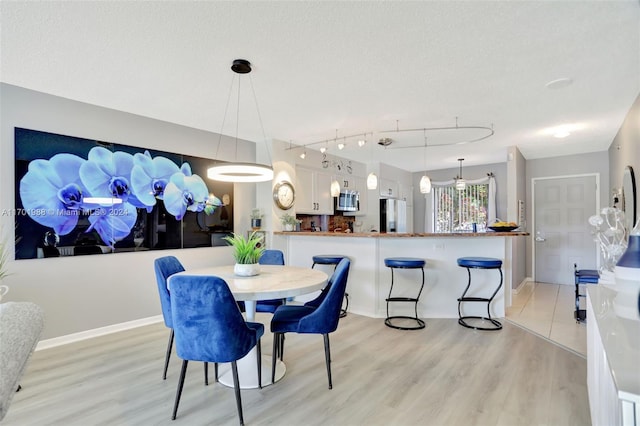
<box><xmin>275</xmin><ymin>231</ymin><xmax>528</xmax><ymax>237</ymax></box>
<box><xmin>272</xmin><ymin>231</ymin><xmax>528</xmax><ymax>319</ymax></box>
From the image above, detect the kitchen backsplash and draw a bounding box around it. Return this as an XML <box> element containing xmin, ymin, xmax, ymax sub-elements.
<box><xmin>297</xmin><ymin>214</ymin><xmax>356</xmax><ymax>233</ymax></box>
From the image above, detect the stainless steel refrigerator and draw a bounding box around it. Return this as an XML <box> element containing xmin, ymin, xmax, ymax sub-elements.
<box><xmin>380</xmin><ymin>198</ymin><xmax>407</xmax><ymax>233</ymax></box>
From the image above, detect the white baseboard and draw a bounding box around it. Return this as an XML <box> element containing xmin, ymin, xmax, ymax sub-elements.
<box><xmin>513</xmin><ymin>277</ymin><xmax>533</xmax><ymax>294</ymax></box>
<box><xmin>36</xmin><ymin>315</ymin><xmax>164</xmax><ymax>351</ymax></box>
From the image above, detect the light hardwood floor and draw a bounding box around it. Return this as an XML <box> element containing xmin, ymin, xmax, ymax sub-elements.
<box><xmin>507</xmin><ymin>281</ymin><xmax>587</xmax><ymax>357</ymax></box>
<box><xmin>4</xmin><ymin>313</ymin><xmax>590</xmax><ymax>426</ymax></box>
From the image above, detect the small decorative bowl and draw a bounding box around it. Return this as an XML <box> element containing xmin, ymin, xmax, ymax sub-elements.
<box><xmin>487</xmin><ymin>225</ymin><xmax>519</xmax><ymax>232</ymax></box>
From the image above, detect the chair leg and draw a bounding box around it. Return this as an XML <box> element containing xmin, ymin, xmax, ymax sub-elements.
<box><xmin>163</xmin><ymin>329</ymin><xmax>174</xmax><ymax>380</ymax></box>
<box><xmin>323</xmin><ymin>334</ymin><xmax>332</xmax><ymax>389</ymax></box>
<box><xmin>171</xmin><ymin>360</ymin><xmax>189</xmax><ymax>420</ymax></box>
<box><xmin>214</xmin><ymin>362</ymin><xmax>219</xmax><ymax>382</ymax></box>
<box><xmin>231</xmin><ymin>361</ymin><xmax>244</xmax><ymax>426</ymax></box>
<box><xmin>204</xmin><ymin>362</ymin><xmax>208</xmax><ymax>386</ymax></box>
<box><xmin>256</xmin><ymin>338</ymin><xmax>262</xmax><ymax>389</ymax></box>
<box><xmin>271</xmin><ymin>333</ymin><xmax>279</xmax><ymax>384</ymax></box>
<box><xmin>280</xmin><ymin>334</ymin><xmax>285</xmax><ymax>360</ymax></box>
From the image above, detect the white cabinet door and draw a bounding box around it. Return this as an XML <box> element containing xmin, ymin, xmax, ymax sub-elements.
<box><xmin>295</xmin><ymin>167</ymin><xmax>316</xmax><ymax>214</ymax></box>
<box><xmin>315</xmin><ymin>171</ymin><xmax>334</xmax><ymax>214</ymax></box>
<box><xmin>399</xmin><ymin>183</ymin><xmax>413</xmax><ymax>206</ymax></box>
<box><xmin>340</xmin><ymin>176</ymin><xmax>356</xmax><ymax>191</ymax></box>
<box><xmin>295</xmin><ymin>167</ymin><xmax>334</xmax><ymax>215</ymax></box>
<box><xmin>379</xmin><ymin>178</ymin><xmax>398</xmax><ymax>198</ymax></box>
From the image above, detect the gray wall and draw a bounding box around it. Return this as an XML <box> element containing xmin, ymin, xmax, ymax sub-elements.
<box><xmin>608</xmin><ymin>92</ymin><xmax>640</xmax><ymax>227</ymax></box>
<box><xmin>0</xmin><ymin>84</ymin><xmax>256</xmax><ymax>339</ymax></box>
<box><xmin>525</xmin><ymin>151</ymin><xmax>610</xmax><ymax>277</ymax></box>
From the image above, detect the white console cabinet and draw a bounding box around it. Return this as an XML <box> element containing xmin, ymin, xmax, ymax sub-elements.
<box><xmin>587</xmin><ymin>286</ymin><xmax>640</xmax><ymax>426</ymax></box>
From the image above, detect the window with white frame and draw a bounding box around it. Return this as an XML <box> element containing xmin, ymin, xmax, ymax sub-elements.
<box><xmin>432</xmin><ymin>184</ymin><xmax>489</xmax><ymax>232</ymax></box>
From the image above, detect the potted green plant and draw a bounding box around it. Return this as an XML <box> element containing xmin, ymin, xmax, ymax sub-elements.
<box><xmin>223</xmin><ymin>231</ymin><xmax>265</xmax><ymax>276</ymax></box>
<box><xmin>280</xmin><ymin>213</ymin><xmax>301</xmax><ymax>232</ymax></box>
<box><xmin>250</xmin><ymin>208</ymin><xmax>263</xmax><ymax>230</ymax></box>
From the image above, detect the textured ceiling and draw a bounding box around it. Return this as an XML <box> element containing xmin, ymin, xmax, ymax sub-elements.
<box><xmin>1</xmin><ymin>1</ymin><xmax>639</xmax><ymax>172</ymax></box>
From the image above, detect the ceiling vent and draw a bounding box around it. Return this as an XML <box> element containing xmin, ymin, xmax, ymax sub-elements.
<box><xmin>378</xmin><ymin>138</ymin><xmax>392</xmax><ymax>146</ymax></box>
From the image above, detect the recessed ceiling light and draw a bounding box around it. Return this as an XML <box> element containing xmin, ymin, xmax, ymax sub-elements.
<box><xmin>545</xmin><ymin>78</ymin><xmax>573</xmax><ymax>90</ymax></box>
<box><xmin>554</xmin><ymin>130</ymin><xmax>570</xmax><ymax>138</ymax></box>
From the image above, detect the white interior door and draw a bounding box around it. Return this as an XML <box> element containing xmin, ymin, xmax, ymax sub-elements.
<box><xmin>534</xmin><ymin>175</ymin><xmax>598</xmax><ymax>285</ymax></box>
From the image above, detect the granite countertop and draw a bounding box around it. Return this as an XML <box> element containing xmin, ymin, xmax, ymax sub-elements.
<box><xmin>274</xmin><ymin>231</ymin><xmax>529</xmax><ymax>237</ymax></box>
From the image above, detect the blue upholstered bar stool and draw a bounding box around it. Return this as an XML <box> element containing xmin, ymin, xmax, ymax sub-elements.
<box><xmin>383</xmin><ymin>257</ymin><xmax>426</xmax><ymax>330</ymax></box>
<box><xmin>573</xmin><ymin>263</ymin><xmax>599</xmax><ymax>323</ymax></box>
<box><xmin>312</xmin><ymin>255</ymin><xmax>349</xmax><ymax>317</ymax></box>
<box><xmin>456</xmin><ymin>257</ymin><xmax>503</xmax><ymax>331</ymax></box>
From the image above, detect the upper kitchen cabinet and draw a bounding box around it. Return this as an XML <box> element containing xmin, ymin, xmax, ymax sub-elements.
<box><xmin>295</xmin><ymin>166</ymin><xmax>334</xmax><ymax>215</ymax></box>
<box><xmin>379</xmin><ymin>178</ymin><xmax>399</xmax><ymax>198</ymax></box>
<box><xmin>399</xmin><ymin>183</ymin><xmax>413</xmax><ymax>206</ymax></box>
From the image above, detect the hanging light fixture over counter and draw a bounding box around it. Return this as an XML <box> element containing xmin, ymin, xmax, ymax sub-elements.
<box><xmin>207</xmin><ymin>59</ymin><xmax>274</xmax><ymax>183</ymax></box>
<box><xmin>419</xmin><ymin>130</ymin><xmax>431</xmax><ymax>194</ymax></box>
<box><xmin>455</xmin><ymin>158</ymin><xmax>466</xmax><ymax>191</ymax></box>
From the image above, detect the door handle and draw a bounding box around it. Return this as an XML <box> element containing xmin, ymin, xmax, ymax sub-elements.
<box><xmin>535</xmin><ymin>236</ymin><xmax>546</xmax><ymax>242</ymax></box>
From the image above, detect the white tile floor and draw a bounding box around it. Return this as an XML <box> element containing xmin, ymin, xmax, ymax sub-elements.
<box><xmin>506</xmin><ymin>281</ymin><xmax>587</xmax><ymax>357</ymax></box>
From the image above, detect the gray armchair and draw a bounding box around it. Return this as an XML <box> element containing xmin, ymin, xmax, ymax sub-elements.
<box><xmin>0</xmin><ymin>302</ymin><xmax>44</xmax><ymax>421</ymax></box>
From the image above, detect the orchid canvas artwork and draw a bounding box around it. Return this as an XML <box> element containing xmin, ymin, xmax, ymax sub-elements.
<box><xmin>14</xmin><ymin>128</ymin><xmax>234</xmax><ymax>259</ymax></box>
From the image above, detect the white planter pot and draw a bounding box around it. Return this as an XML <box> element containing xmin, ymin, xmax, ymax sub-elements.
<box><xmin>284</xmin><ymin>224</ymin><xmax>294</xmax><ymax>231</ymax></box>
<box><xmin>234</xmin><ymin>263</ymin><xmax>260</xmax><ymax>277</ymax></box>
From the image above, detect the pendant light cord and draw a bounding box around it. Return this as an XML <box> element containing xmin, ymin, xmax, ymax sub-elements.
<box><xmin>214</xmin><ymin>74</ymin><xmax>237</xmax><ymax>162</ymax></box>
<box><xmin>213</xmin><ymin>71</ymin><xmax>273</xmax><ymax>167</ymax></box>
<box><xmin>249</xmin><ymin>74</ymin><xmax>273</xmax><ymax>166</ymax></box>
<box><xmin>423</xmin><ymin>129</ymin><xmax>427</xmax><ymax>174</ymax></box>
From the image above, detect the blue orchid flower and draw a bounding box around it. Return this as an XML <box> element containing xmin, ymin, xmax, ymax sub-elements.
<box><xmin>204</xmin><ymin>194</ymin><xmax>223</xmax><ymax>215</ymax></box>
<box><xmin>131</xmin><ymin>151</ymin><xmax>180</xmax><ymax>208</ymax></box>
<box><xmin>79</xmin><ymin>147</ymin><xmax>146</xmax><ymax>208</ymax></box>
<box><xmin>163</xmin><ymin>171</ymin><xmax>210</xmax><ymax>220</ymax></box>
<box><xmin>19</xmin><ymin>153</ymin><xmax>89</xmax><ymax>235</ymax></box>
<box><xmin>87</xmin><ymin>202</ymin><xmax>138</xmax><ymax>247</ymax></box>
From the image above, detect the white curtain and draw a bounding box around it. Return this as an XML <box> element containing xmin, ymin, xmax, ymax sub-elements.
<box><xmin>487</xmin><ymin>175</ymin><xmax>496</xmax><ymax>224</ymax></box>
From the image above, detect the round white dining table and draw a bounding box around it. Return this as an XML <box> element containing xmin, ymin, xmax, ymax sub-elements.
<box><xmin>170</xmin><ymin>264</ymin><xmax>328</xmax><ymax>389</ymax></box>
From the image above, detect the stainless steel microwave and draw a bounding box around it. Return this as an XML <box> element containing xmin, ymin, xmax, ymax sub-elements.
<box><xmin>335</xmin><ymin>190</ymin><xmax>360</xmax><ymax>212</ymax></box>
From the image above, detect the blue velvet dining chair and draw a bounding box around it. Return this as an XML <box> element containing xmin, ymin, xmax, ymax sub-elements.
<box><xmin>270</xmin><ymin>258</ymin><xmax>350</xmax><ymax>389</ymax></box>
<box><xmin>154</xmin><ymin>256</ymin><xmax>186</xmax><ymax>380</ymax></box>
<box><xmin>154</xmin><ymin>256</ymin><xmax>211</xmax><ymax>383</ymax></box>
<box><xmin>237</xmin><ymin>249</ymin><xmax>287</xmax><ymax>314</ymax></box>
<box><xmin>169</xmin><ymin>274</ymin><xmax>264</xmax><ymax>425</ymax></box>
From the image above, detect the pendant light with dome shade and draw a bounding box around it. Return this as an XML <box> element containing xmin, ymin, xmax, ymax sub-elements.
<box><xmin>207</xmin><ymin>59</ymin><xmax>274</xmax><ymax>183</ymax></box>
<box><xmin>419</xmin><ymin>131</ymin><xmax>432</xmax><ymax>194</ymax></box>
<box><xmin>330</xmin><ymin>130</ymin><xmax>341</xmax><ymax>196</ymax></box>
<box><xmin>366</xmin><ymin>133</ymin><xmax>378</xmax><ymax>190</ymax></box>
<box><xmin>455</xmin><ymin>158</ymin><xmax>466</xmax><ymax>191</ymax></box>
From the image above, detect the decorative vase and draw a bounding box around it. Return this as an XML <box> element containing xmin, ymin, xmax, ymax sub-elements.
<box><xmin>234</xmin><ymin>263</ymin><xmax>260</xmax><ymax>277</ymax></box>
<box><xmin>251</xmin><ymin>218</ymin><xmax>262</xmax><ymax>230</ymax></box>
<box><xmin>284</xmin><ymin>223</ymin><xmax>294</xmax><ymax>232</ymax></box>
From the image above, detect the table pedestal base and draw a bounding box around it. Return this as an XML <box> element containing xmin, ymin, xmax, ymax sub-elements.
<box><xmin>217</xmin><ymin>352</ymin><xmax>285</xmax><ymax>389</ymax></box>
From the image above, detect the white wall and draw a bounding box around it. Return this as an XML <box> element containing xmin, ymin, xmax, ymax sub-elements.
<box><xmin>0</xmin><ymin>84</ymin><xmax>257</xmax><ymax>339</ymax></box>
